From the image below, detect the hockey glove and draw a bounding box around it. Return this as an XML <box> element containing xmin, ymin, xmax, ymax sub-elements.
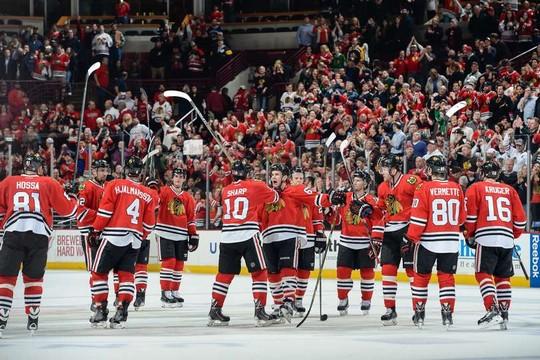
<box><xmin>87</xmin><ymin>229</ymin><xmax>102</xmax><ymax>248</ymax></box>
<box><xmin>314</xmin><ymin>230</ymin><xmax>327</xmax><ymax>254</ymax></box>
<box><xmin>369</xmin><ymin>238</ymin><xmax>383</xmax><ymax>260</ymax></box>
<box><xmin>188</xmin><ymin>234</ymin><xmax>199</xmax><ymax>252</ymax></box>
<box><xmin>400</xmin><ymin>236</ymin><xmax>413</xmax><ymax>256</ymax></box>
<box><xmin>350</xmin><ymin>200</ymin><xmax>373</xmax><ymax>218</ymax></box>
<box><xmin>465</xmin><ymin>236</ymin><xmax>477</xmax><ymax>249</ymax></box>
<box><xmin>329</xmin><ymin>188</ymin><xmax>346</xmax><ymax>206</ymax></box>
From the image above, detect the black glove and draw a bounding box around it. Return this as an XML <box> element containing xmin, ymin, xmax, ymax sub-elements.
<box><xmin>64</xmin><ymin>182</ymin><xmax>79</xmax><ymax>198</ymax></box>
<box><xmin>400</xmin><ymin>236</ymin><xmax>413</xmax><ymax>256</ymax></box>
<box><xmin>314</xmin><ymin>230</ymin><xmax>327</xmax><ymax>254</ymax></box>
<box><xmin>350</xmin><ymin>200</ymin><xmax>373</xmax><ymax>218</ymax></box>
<box><xmin>369</xmin><ymin>238</ymin><xmax>382</xmax><ymax>260</ymax></box>
<box><xmin>87</xmin><ymin>229</ymin><xmax>102</xmax><ymax>248</ymax></box>
<box><xmin>465</xmin><ymin>236</ymin><xmax>477</xmax><ymax>249</ymax></box>
<box><xmin>188</xmin><ymin>234</ymin><xmax>199</xmax><ymax>252</ymax></box>
<box><xmin>329</xmin><ymin>188</ymin><xmax>346</xmax><ymax>206</ymax></box>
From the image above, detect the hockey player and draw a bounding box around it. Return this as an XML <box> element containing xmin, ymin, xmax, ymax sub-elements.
<box><xmin>261</xmin><ymin>164</ymin><xmax>345</xmax><ymax>322</ymax></box>
<box><xmin>335</xmin><ymin>169</ymin><xmax>384</xmax><ymax>316</ymax></box>
<box><xmin>465</xmin><ymin>161</ymin><xmax>526</xmax><ymax>329</ymax></box>
<box><xmin>0</xmin><ymin>154</ymin><xmax>77</xmax><ymax>335</ymax></box>
<box><xmin>405</xmin><ymin>156</ymin><xmax>466</xmax><ymax>328</ymax></box>
<box><xmin>290</xmin><ymin>167</ymin><xmax>326</xmax><ymax>316</ymax></box>
<box><xmin>155</xmin><ymin>168</ymin><xmax>199</xmax><ymax>308</ymax></box>
<box><xmin>377</xmin><ymin>155</ymin><xmax>423</xmax><ymax>325</ymax></box>
<box><xmin>76</xmin><ymin>159</ymin><xmax>109</xmax><ymax>311</ymax></box>
<box><xmin>208</xmin><ymin>161</ymin><xmax>280</xmax><ymax>327</ymax></box>
<box><xmin>133</xmin><ymin>177</ymin><xmax>160</xmax><ymax>310</ymax></box>
<box><xmin>90</xmin><ymin>157</ymin><xmax>158</xmax><ymax>328</ymax></box>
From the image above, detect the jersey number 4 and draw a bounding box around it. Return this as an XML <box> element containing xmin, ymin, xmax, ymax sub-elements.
<box><xmin>127</xmin><ymin>199</ymin><xmax>140</xmax><ymax>224</ymax></box>
<box><xmin>223</xmin><ymin>197</ymin><xmax>248</xmax><ymax>220</ymax></box>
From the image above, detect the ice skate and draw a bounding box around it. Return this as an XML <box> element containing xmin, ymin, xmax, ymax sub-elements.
<box><xmin>171</xmin><ymin>291</ymin><xmax>184</xmax><ymax>308</ymax></box>
<box><xmin>381</xmin><ymin>307</ymin><xmax>398</xmax><ymax>326</ymax></box>
<box><xmin>89</xmin><ymin>302</ymin><xmax>109</xmax><ymax>328</ymax></box>
<box><xmin>441</xmin><ymin>303</ymin><xmax>453</xmax><ymax>328</ymax></box>
<box><xmin>27</xmin><ymin>307</ymin><xmax>40</xmax><ymax>335</ymax></box>
<box><xmin>254</xmin><ymin>300</ymin><xmax>276</xmax><ymax>327</ymax></box>
<box><xmin>161</xmin><ymin>291</ymin><xmax>177</xmax><ymax>308</ymax></box>
<box><xmin>337</xmin><ymin>298</ymin><xmax>349</xmax><ymax>316</ymax></box>
<box><xmin>499</xmin><ymin>303</ymin><xmax>509</xmax><ymax>330</ymax></box>
<box><xmin>133</xmin><ymin>291</ymin><xmax>146</xmax><ymax>311</ymax></box>
<box><xmin>0</xmin><ymin>308</ymin><xmax>9</xmax><ymax>338</ymax></box>
<box><xmin>109</xmin><ymin>302</ymin><xmax>128</xmax><ymax>329</ymax></box>
<box><xmin>279</xmin><ymin>299</ymin><xmax>294</xmax><ymax>324</ymax></box>
<box><xmin>271</xmin><ymin>304</ymin><xmax>285</xmax><ymax>324</ymax></box>
<box><xmin>90</xmin><ymin>302</ymin><xmax>97</xmax><ymax>313</ymax></box>
<box><xmin>478</xmin><ymin>305</ymin><xmax>503</xmax><ymax>328</ymax></box>
<box><xmin>294</xmin><ymin>299</ymin><xmax>305</xmax><ymax>317</ymax></box>
<box><xmin>208</xmin><ymin>300</ymin><xmax>230</xmax><ymax>326</ymax></box>
<box><xmin>361</xmin><ymin>300</ymin><xmax>371</xmax><ymax>315</ymax></box>
<box><xmin>412</xmin><ymin>303</ymin><xmax>425</xmax><ymax>329</ymax></box>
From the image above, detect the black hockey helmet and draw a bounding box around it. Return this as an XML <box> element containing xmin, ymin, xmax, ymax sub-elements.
<box><xmin>353</xmin><ymin>169</ymin><xmax>371</xmax><ymax>184</ymax></box>
<box><xmin>481</xmin><ymin>161</ymin><xmax>501</xmax><ymax>179</ymax></box>
<box><xmin>145</xmin><ymin>176</ymin><xmax>159</xmax><ymax>190</ymax></box>
<box><xmin>270</xmin><ymin>163</ymin><xmax>290</xmax><ymax>177</ymax></box>
<box><xmin>426</xmin><ymin>155</ymin><xmax>448</xmax><ymax>179</ymax></box>
<box><xmin>380</xmin><ymin>154</ymin><xmax>403</xmax><ymax>171</ymax></box>
<box><xmin>172</xmin><ymin>168</ymin><xmax>186</xmax><ymax>177</ymax></box>
<box><xmin>92</xmin><ymin>159</ymin><xmax>109</xmax><ymax>170</ymax></box>
<box><xmin>126</xmin><ymin>156</ymin><xmax>144</xmax><ymax>177</ymax></box>
<box><xmin>231</xmin><ymin>160</ymin><xmax>247</xmax><ymax>180</ymax></box>
<box><xmin>292</xmin><ymin>166</ymin><xmax>304</xmax><ymax>175</ymax></box>
<box><xmin>23</xmin><ymin>153</ymin><xmax>44</xmax><ymax>173</ymax></box>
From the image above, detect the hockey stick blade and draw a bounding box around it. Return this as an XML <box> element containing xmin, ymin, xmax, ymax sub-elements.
<box><xmin>87</xmin><ymin>62</ymin><xmax>101</xmax><ymax>77</ymax></box>
<box><xmin>325</xmin><ymin>133</ymin><xmax>337</xmax><ymax>148</ymax></box>
<box><xmin>445</xmin><ymin>101</ymin><xmax>467</xmax><ymax>118</ymax></box>
<box><xmin>142</xmin><ymin>149</ymin><xmax>160</xmax><ymax>164</ymax></box>
<box><xmin>339</xmin><ymin>139</ymin><xmax>350</xmax><ymax>155</ymax></box>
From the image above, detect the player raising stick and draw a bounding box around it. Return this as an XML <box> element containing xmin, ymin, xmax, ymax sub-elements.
<box><xmin>0</xmin><ymin>154</ymin><xmax>77</xmax><ymax>336</ymax></box>
<box><xmin>405</xmin><ymin>156</ymin><xmax>466</xmax><ymax>328</ymax></box>
<box><xmin>465</xmin><ymin>161</ymin><xmax>526</xmax><ymax>329</ymax></box>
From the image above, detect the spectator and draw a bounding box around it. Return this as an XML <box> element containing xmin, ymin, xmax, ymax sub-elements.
<box><xmin>151</xmin><ymin>93</ymin><xmax>172</xmax><ymax>131</ymax></box>
<box><xmin>92</xmin><ymin>25</ymin><xmax>113</xmax><ymax>61</ymax></box>
<box><xmin>206</xmin><ymin>86</ymin><xmax>225</xmax><ymax>120</ymax></box>
<box><xmin>149</xmin><ymin>40</ymin><xmax>166</xmax><ymax>79</ymax></box>
<box><xmin>390</xmin><ymin>122</ymin><xmax>406</xmax><ymax>155</ymax></box>
<box><xmin>109</xmin><ymin>23</ymin><xmax>125</xmax><ymax>64</ymax></box>
<box><xmin>0</xmin><ymin>49</ymin><xmax>17</xmax><ymax>80</ymax></box>
<box><xmin>499</xmin><ymin>158</ymin><xmax>518</xmax><ymax>187</ymax></box>
<box><xmin>296</xmin><ymin>17</ymin><xmax>314</xmax><ymax>48</ymax></box>
<box><xmin>412</xmin><ymin>131</ymin><xmax>427</xmax><ymax>157</ymax></box>
<box><xmin>116</xmin><ymin>0</ymin><xmax>131</xmax><ymax>24</ymax></box>
<box><xmin>94</xmin><ymin>57</ymin><xmax>110</xmax><ymax>109</ymax></box>
<box><xmin>83</xmin><ymin>101</ymin><xmax>102</xmax><ymax>132</ymax></box>
<box><xmin>104</xmin><ymin>99</ymin><xmax>119</xmax><ymax>121</ymax></box>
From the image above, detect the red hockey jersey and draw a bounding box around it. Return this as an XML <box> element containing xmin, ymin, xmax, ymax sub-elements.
<box><xmin>464</xmin><ymin>180</ymin><xmax>526</xmax><ymax>249</ymax></box>
<box><xmin>303</xmin><ymin>203</ymin><xmax>324</xmax><ymax>249</ymax></box>
<box><xmin>220</xmin><ymin>179</ymin><xmax>280</xmax><ymax>244</ymax></box>
<box><xmin>261</xmin><ymin>184</ymin><xmax>332</xmax><ymax>244</ymax></box>
<box><xmin>93</xmin><ymin>179</ymin><xmax>158</xmax><ymax>248</ymax></box>
<box><xmin>407</xmin><ymin>180</ymin><xmax>466</xmax><ymax>253</ymax></box>
<box><xmin>76</xmin><ymin>179</ymin><xmax>105</xmax><ymax>234</ymax></box>
<box><xmin>0</xmin><ymin>174</ymin><xmax>77</xmax><ymax>237</ymax></box>
<box><xmin>155</xmin><ymin>185</ymin><xmax>197</xmax><ymax>241</ymax></box>
<box><xmin>337</xmin><ymin>192</ymin><xmax>384</xmax><ymax>250</ymax></box>
<box><xmin>377</xmin><ymin>174</ymin><xmax>422</xmax><ymax>232</ymax></box>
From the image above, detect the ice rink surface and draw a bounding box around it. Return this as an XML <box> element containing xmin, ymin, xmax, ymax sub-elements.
<box><xmin>1</xmin><ymin>270</ymin><xmax>539</xmax><ymax>360</ymax></box>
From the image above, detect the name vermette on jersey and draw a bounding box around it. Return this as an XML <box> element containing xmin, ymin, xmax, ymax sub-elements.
<box><xmin>429</xmin><ymin>188</ymin><xmax>461</xmax><ymax>197</ymax></box>
<box><xmin>114</xmin><ymin>185</ymin><xmax>152</xmax><ymax>203</ymax></box>
<box><xmin>16</xmin><ymin>181</ymin><xmax>40</xmax><ymax>190</ymax></box>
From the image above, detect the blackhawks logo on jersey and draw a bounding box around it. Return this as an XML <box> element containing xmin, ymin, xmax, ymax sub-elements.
<box><xmin>302</xmin><ymin>205</ymin><xmax>309</xmax><ymax>220</ymax></box>
<box><xmin>265</xmin><ymin>199</ymin><xmax>286</xmax><ymax>213</ymax></box>
<box><xmin>406</xmin><ymin>176</ymin><xmax>417</xmax><ymax>185</ymax></box>
<box><xmin>384</xmin><ymin>194</ymin><xmax>403</xmax><ymax>216</ymax></box>
<box><xmin>345</xmin><ymin>210</ymin><xmax>362</xmax><ymax>225</ymax></box>
<box><xmin>168</xmin><ymin>198</ymin><xmax>185</xmax><ymax>216</ymax></box>
<box><xmin>78</xmin><ymin>183</ymin><xmax>85</xmax><ymax>191</ymax></box>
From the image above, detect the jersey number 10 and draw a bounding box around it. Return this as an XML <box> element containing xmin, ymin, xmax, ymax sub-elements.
<box><xmin>223</xmin><ymin>197</ymin><xmax>249</xmax><ymax>220</ymax></box>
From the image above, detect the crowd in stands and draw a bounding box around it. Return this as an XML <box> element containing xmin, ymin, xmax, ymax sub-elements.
<box><xmin>1</xmin><ymin>0</ymin><xmax>540</xmax><ymax>229</ymax></box>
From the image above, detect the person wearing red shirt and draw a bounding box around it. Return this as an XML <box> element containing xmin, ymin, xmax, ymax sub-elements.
<box><xmin>233</xmin><ymin>86</ymin><xmax>250</xmax><ymax>113</ymax></box>
<box><xmin>116</xmin><ymin>0</ymin><xmax>131</xmax><ymax>24</ymax></box>
<box><xmin>393</xmin><ymin>51</ymin><xmax>408</xmax><ymax>78</ymax></box>
<box><xmin>224</xmin><ymin>116</ymin><xmax>247</xmax><ymax>142</ymax></box>
<box><xmin>83</xmin><ymin>101</ymin><xmax>102</xmax><ymax>132</ymax></box>
<box><xmin>94</xmin><ymin>58</ymin><xmax>110</xmax><ymax>109</ymax></box>
<box><xmin>272</xmin><ymin>132</ymin><xmax>296</xmax><ymax>160</ymax></box>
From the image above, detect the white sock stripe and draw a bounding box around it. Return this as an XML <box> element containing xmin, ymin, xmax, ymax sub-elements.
<box><xmin>24</xmin><ymin>282</ymin><xmax>43</xmax><ymax>288</ymax></box>
<box><xmin>496</xmin><ymin>281</ymin><xmax>511</xmax><ymax>288</ymax></box>
<box><xmin>93</xmin><ymin>290</ymin><xmax>109</xmax><ymax>295</ymax></box>
<box><xmin>382</xmin><ymin>276</ymin><xmax>397</xmax><ymax>282</ymax></box>
<box><xmin>92</xmin><ymin>284</ymin><xmax>109</xmax><ymax>290</ymax></box>
<box><xmin>479</xmin><ymin>278</ymin><xmax>494</xmax><ymax>287</ymax></box>
<box><xmin>213</xmin><ymin>283</ymin><xmax>230</xmax><ymax>292</ymax></box>
<box><xmin>24</xmin><ymin>294</ymin><xmax>42</xmax><ymax>299</ymax></box>
<box><xmin>92</xmin><ymin>280</ymin><xmax>108</xmax><ymax>286</ymax></box>
<box><xmin>0</xmin><ymin>284</ymin><xmax>15</xmax><ymax>290</ymax></box>
<box><xmin>160</xmin><ymin>268</ymin><xmax>175</xmax><ymax>273</ymax></box>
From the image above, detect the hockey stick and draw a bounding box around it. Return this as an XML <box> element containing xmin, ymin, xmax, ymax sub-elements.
<box><xmin>513</xmin><ymin>245</ymin><xmax>529</xmax><ymax>280</ymax></box>
<box><xmin>318</xmin><ymin>250</ymin><xmax>326</xmax><ymax>321</ymax></box>
<box><xmin>339</xmin><ymin>139</ymin><xmax>354</xmax><ymax>186</ymax></box>
<box><xmin>297</xmin><ymin>217</ymin><xmax>337</xmax><ymax>328</ymax></box>
<box><xmin>445</xmin><ymin>101</ymin><xmax>467</xmax><ymax>118</ymax></box>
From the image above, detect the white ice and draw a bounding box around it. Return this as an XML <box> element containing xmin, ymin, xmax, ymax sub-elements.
<box><xmin>1</xmin><ymin>270</ymin><xmax>540</xmax><ymax>360</ymax></box>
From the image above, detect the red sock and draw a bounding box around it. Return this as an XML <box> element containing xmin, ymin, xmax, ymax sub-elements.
<box><xmin>494</xmin><ymin>276</ymin><xmax>511</xmax><ymax>310</ymax></box>
<box><xmin>280</xmin><ymin>268</ymin><xmax>297</xmax><ymax>302</ymax></box>
<box><xmin>0</xmin><ymin>275</ymin><xmax>17</xmax><ymax>312</ymax></box>
<box><xmin>22</xmin><ymin>275</ymin><xmax>43</xmax><ymax>315</ymax></box>
<box><xmin>295</xmin><ymin>269</ymin><xmax>310</xmax><ymax>300</ymax></box>
<box><xmin>412</xmin><ymin>272</ymin><xmax>431</xmax><ymax>311</ymax></box>
<box><xmin>212</xmin><ymin>273</ymin><xmax>234</xmax><ymax>307</ymax></box>
<box><xmin>268</xmin><ymin>273</ymin><xmax>283</xmax><ymax>305</ymax></box>
<box><xmin>382</xmin><ymin>264</ymin><xmax>398</xmax><ymax>308</ymax></box>
<box><xmin>117</xmin><ymin>271</ymin><xmax>135</xmax><ymax>304</ymax></box>
<box><xmin>91</xmin><ymin>272</ymin><xmax>109</xmax><ymax>304</ymax></box>
<box><xmin>251</xmin><ymin>270</ymin><xmax>268</xmax><ymax>306</ymax></box>
<box><xmin>337</xmin><ymin>266</ymin><xmax>353</xmax><ymax>300</ymax></box>
<box><xmin>160</xmin><ymin>258</ymin><xmax>176</xmax><ymax>291</ymax></box>
<box><xmin>360</xmin><ymin>268</ymin><xmax>375</xmax><ymax>302</ymax></box>
<box><xmin>172</xmin><ymin>261</ymin><xmax>185</xmax><ymax>292</ymax></box>
<box><xmin>475</xmin><ymin>272</ymin><xmax>496</xmax><ymax>310</ymax></box>
<box><xmin>438</xmin><ymin>272</ymin><xmax>456</xmax><ymax>312</ymax></box>
<box><xmin>113</xmin><ymin>271</ymin><xmax>119</xmax><ymax>294</ymax></box>
<box><xmin>135</xmin><ymin>263</ymin><xmax>148</xmax><ymax>293</ymax></box>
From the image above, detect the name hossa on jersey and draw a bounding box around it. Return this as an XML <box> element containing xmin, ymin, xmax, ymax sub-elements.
<box><xmin>337</xmin><ymin>192</ymin><xmax>384</xmax><ymax>250</ymax></box>
<box><xmin>220</xmin><ymin>179</ymin><xmax>279</xmax><ymax>243</ymax></box>
<box><xmin>377</xmin><ymin>174</ymin><xmax>423</xmax><ymax>232</ymax></box>
<box><xmin>407</xmin><ymin>180</ymin><xmax>466</xmax><ymax>253</ymax></box>
<box><xmin>76</xmin><ymin>179</ymin><xmax>105</xmax><ymax>234</ymax></box>
<box><xmin>155</xmin><ymin>185</ymin><xmax>197</xmax><ymax>240</ymax></box>
<box><xmin>260</xmin><ymin>184</ymin><xmax>333</xmax><ymax>244</ymax></box>
<box><xmin>93</xmin><ymin>179</ymin><xmax>158</xmax><ymax>248</ymax></box>
<box><xmin>0</xmin><ymin>174</ymin><xmax>78</xmax><ymax>237</ymax></box>
<box><xmin>464</xmin><ymin>181</ymin><xmax>526</xmax><ymax>249</ymax></box>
